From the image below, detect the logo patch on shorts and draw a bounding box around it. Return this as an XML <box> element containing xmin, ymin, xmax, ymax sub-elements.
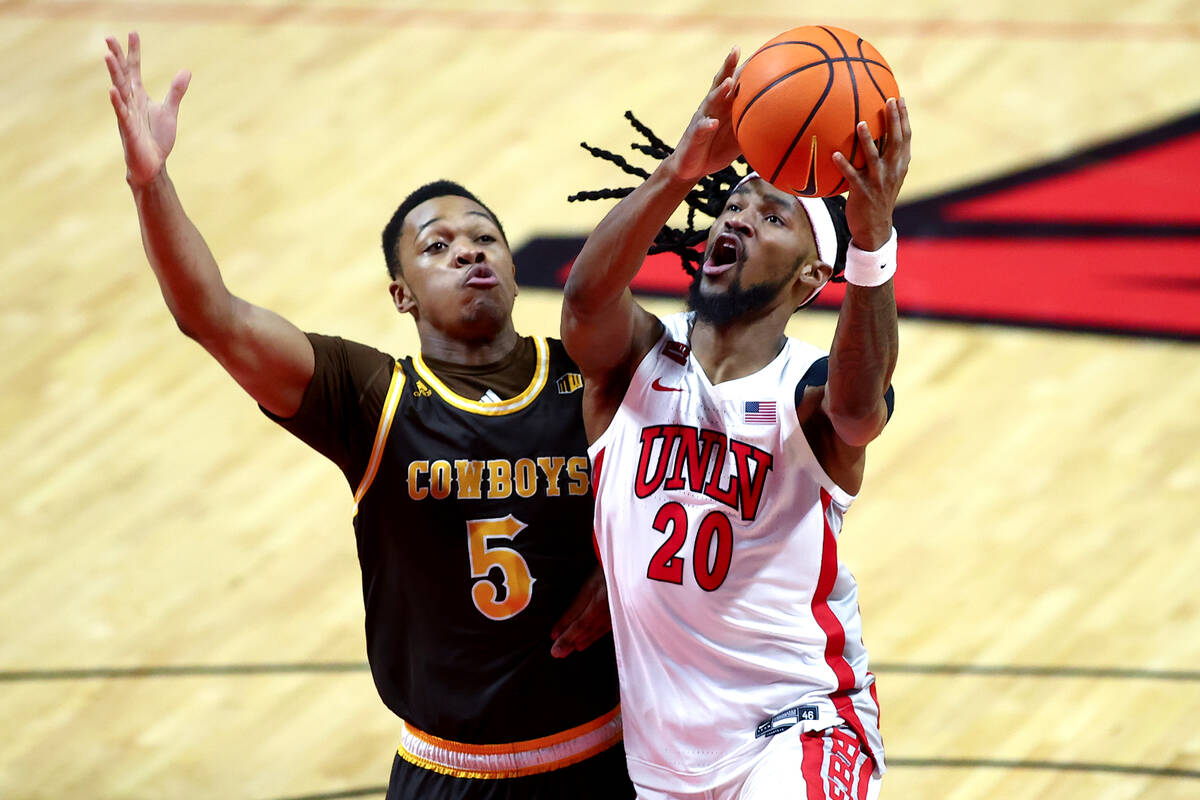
<box><xmin>754</xmin><ymin>705</ymin><xmax>819</xmax><ymax>738</ymax></box>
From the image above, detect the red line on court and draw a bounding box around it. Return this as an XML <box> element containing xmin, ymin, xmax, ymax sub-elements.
<box><xmin>4</xmin><ymin>1</ymin><xmax>1199</xmax><ymax>41</ymax></box>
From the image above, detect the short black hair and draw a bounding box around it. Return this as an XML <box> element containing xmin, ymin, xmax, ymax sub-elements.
<box><xmin>381</xmin><ymin>180</ymin><xmax>508</xmax><ymax>279</ymax></box>
<box><xmin>569</xmin><ymin>112</ymin><xmax>851</xmax><ymax>285</ymax></box>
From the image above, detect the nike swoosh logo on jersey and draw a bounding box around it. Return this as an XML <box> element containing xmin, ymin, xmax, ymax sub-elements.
<box><xmin>651</xmin><ymin>378</ymin><xmax>683</xmax><ymax>393</ymax></box>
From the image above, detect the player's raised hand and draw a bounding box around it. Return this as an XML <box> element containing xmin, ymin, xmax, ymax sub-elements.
<box><xmin>666</xmin><ymin>47</ymin><xmax>742</xmax><ymax>184</ymax></box>
<box><xmin>833</xmin><ymin>97</ymin><xmax>912</xmax><ymax>251</ymax></box>
<box><xmin>104</xmin><ymin>32</ymin><xmax>191</xmax><ymax>187</ymax></box>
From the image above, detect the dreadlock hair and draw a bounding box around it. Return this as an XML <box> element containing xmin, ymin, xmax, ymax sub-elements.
<box><xmin>570</xmin><ymin>111</ymin><xmax>852</xmax><ymax>287</ymax></box>
<box><xmin>382</xmin><ymin>180</ymin><xmax>508</xmax><ymax>279</ymax></box>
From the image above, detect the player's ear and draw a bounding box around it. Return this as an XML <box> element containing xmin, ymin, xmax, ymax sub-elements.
<box><xmin>389</xmin><ymin>277</ymin><xmax>418</xmax><ymax>316</ymax></box>
<box><xmin>791</xmin><ymin>260</ymin><xmax>831</xmax><ymax>308</ymax></box>
<box><xmin>798</xmin><ymin>259</ymin><xmax>832</xmax><ymax>290</ymax></box>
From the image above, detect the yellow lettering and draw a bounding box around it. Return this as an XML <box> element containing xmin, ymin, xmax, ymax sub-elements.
<box><xmin>566</xmin><ymin>456</ymin><xmax>590</xmax><ymax>496</ymax></box>
<box><xmin>407</xmin><ymin>460</ymin><xmax>429</xmax><ymax>501</ymax></box>
<box><xmin>513</xmin><ymin>458</ymin><xmax>537</xmax><ymax>498</ymax></box>
<box><xmin>487</xmin><ymin>459</ymin><xmax>512</xmax><ymax>499</ymax></box>
<box><xmin>455</xmin><ymin>459</ymin><xmax>485</xmax><ymax>500</ymax></box>
<box><xmin>467</xmin><ymin>515</ymin><xmax>534</xmax><ymax>620</ymax></box>
<box><xmin>430</xmin><ymin>459</ymin><xmax>453</xmax><ymax>500</ymax></box>
<box><xmin>537</xmin><ymin>456</ymin><xmax>565</xmax><ymax>497</ymax></box>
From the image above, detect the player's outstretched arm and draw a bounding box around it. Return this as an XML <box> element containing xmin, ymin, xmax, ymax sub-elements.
<box><xmin>821</xmin><ymin>98</ymin><xmax>911</xmax><ymax>448</ymax></box>
<box><xmin>105</xmin><ymin>32</ymin><xmax>314</xmax><ymax>418</ymax></box>
<box><xmin>561</xmin><ymin>49</ymin><xmax>741</xmax><ymax>391</ymax></box>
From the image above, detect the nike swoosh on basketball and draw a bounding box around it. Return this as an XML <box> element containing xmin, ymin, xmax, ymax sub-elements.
<box><xmin>651</xmin><ymin>378</ymin><xmax>683</xmax><ymax>393</ymax></box>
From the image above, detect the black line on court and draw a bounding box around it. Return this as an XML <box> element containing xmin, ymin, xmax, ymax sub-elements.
<box><xmin>260</xmin><ymin>758</ymin><xmax>1200</xmax><ymax>799</ymax></box>
<box><xmin>872</xmin><ymin>662</ymin><xmax>1200</xmax><ymax>681</ymax></box>
<box><xmin>890</xmin><ymin>757</ymin><xmax>1200</xmax><ymax>779</ymax></box>
<box><xmin>6</xmin><ymin>661</ymin><xmax>1200</xmax><ymax>682</ymax></box>
<box><xmin>263</xmin><ymin>788</ymin><xmax>386</xmax><ymax>800</ymax></box>
<box><xmin>0</xmin><ymin>662</ymin><xmax>367</xmax><ymax>681</ymax></box>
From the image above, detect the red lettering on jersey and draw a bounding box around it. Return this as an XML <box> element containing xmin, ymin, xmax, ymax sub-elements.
<box><xmin>729</xmin><ymin>439</ymin><xmax>774</xmax><ymax>521</ymax></box>
<box><xmin>701</xmin><ymin>434</ymin><xmax>740</xmax><ymax>508</ymax></box>
<box><xmin>638</xmin><ymin>425</ymin><xmax>774</xmax><ymax>520</ymax></box>
<box><xmin>663</xmin><ymin>426</ymin><xmax>722</xmax><ymax>492</ymax></box>
<box><xmin>635</xmin><ymin>426</ymin><xmax>674</xmax><ymax>498</ymax></box>
<box><xmin>661</xmin><ymin>340</ymin><xmax>690</xmax><ymax>365</ymax></box>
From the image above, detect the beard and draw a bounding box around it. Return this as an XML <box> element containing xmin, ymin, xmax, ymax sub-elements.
<box><xmin>686</xmin><ymin>267</ymin><xmax>795</xmax><ymax>327</ymax></box>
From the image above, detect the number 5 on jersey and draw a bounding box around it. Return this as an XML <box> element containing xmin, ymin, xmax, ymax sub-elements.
<box><xmin>466</xmin><ymin>515</ymin><xmax>535</xmax><ymax>620</ymax></box>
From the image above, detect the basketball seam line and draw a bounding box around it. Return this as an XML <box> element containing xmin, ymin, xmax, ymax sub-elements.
<box><xmin>735</xmin><ymin>55</ymin><xmax>892</xmax><ymax>134</ymax></box>
<box><xmin>769</xmin><ymin>73</ymin><xmax>836</xmax><ymax>187</ymax></box>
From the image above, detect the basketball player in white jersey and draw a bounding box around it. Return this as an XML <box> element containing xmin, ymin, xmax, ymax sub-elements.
<box><xmin>560</xmin><ymin>49</ymin><xmax>911</xmax><ymax>799</ymax></box>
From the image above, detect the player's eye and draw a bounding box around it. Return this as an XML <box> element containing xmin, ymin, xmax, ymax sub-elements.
<box><xmin>726</xmin><ymin>203</ymin><xmax>741</xmax><ymax>214</ymax></box>
<box><xmin>424</xmin><ymin>241</ymin><xmax>446</xmax><ymax>254</ymax></box>
<box><xmin>477</xmin><ymin>234</ymin><xmax>495</xmax><ymax>244</ymax></box>
<box><xmin>765</xmin><ymin>214</ymin><xmax>784</xmax><ymax>226</ymax></box>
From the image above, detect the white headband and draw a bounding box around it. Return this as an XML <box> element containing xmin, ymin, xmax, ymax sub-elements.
<box><xmin>731</xmin><ymin>172</ymin><xmax>838</xmax><ymax>270</ymax></box>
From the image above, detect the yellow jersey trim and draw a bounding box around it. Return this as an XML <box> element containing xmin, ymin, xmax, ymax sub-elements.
<box><xmin>352</xmin><ymin>362</ymin><xmax>405</xmax><ymax>516</ymax></box>
<box><xmin>412</xmin><ymin>337</ymin><xmax>549</xmax><ymax>416</ymax></box>
<box><xmin>397</xmin><ymin>705</ymin><xmax>622</xmax><ymax>779</ymax></box>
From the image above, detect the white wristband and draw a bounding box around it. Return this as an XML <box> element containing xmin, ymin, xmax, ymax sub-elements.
<box><xmin>843</xmin><ymin>228</ymin><xmax>898</xmax><ymax>287</ymax></box>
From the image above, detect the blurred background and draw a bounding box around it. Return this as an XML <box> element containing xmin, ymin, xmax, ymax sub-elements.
<box><xmin>2</xmin><ymin>1</ymin><xmax>1198</xmax><ymax>797</ymax></box>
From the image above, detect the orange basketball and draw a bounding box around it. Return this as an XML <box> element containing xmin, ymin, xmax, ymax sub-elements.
<box><xmin>732</xmin><ymin>25</ymin><xmax>899</xmax><ymax>197</ymax></box>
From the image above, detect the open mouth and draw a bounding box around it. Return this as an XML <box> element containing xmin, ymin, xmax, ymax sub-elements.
<box><xmin>702</xmin><ymin>233</ymin><xmax>742</xmax><ymax>276</ymax></box>
<box><xmin>464</xmin><ymin>264</ymin><xmax>500</xmax><ymax>289</ymax></box>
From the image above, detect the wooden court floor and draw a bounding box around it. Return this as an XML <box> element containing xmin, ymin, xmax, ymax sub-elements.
<box><xmin>2</xmin><ymin>1</ymin><xmax>1199</xmax><ymax>797</ymax></box>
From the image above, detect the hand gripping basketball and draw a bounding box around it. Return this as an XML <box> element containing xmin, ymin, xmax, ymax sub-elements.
<box><xmin>666</xmin><ymin>47</ymin><xmax>743</xmax><ymax>185</ymax></box>
<box><xmin>733</xmin><ymin>26</ymin><xmax>900</xmax><ymax>198</ymax></box>
<box><xmin>834</xmin><ymin>97</ymin><xmax>912</xmax><ymax>252</ymax></box>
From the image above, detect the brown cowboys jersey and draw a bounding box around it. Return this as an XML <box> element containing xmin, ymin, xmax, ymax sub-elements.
<box><xmin>265</xmin><ymin>333</ymin><xmax>620</xmax><ymax>745</ymax></box>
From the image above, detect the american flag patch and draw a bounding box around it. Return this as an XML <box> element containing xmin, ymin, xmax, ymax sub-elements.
<box><xmin>743</xmin><ymin>400</ymin><xmax>777</xmax><ymax>425</ymax></box>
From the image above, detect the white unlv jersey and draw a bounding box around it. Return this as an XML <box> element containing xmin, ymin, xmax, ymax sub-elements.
<box><xmin>589</xmin><ymin>312</ymin><xmax>884</xmax><ymax>793</ymax></box>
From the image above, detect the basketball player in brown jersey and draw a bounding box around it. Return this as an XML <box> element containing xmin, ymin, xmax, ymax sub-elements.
<box><xmin>104</xmin><ymin>31</ymin><xmax>633</xmax><ymax>800</ymax></box>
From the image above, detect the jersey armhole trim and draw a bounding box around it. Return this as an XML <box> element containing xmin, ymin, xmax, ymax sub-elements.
<box><xmin>586</xmin><ymin>320</ymin><xmax>672</xmax><ymax>459</ymax></box>
<box><xmin>352</xmin><ymin>361</ymin><xmax>406</xmax><ymax>516</ymax></box>
<box><xmin>788</xmin><ymin>355</ymin><xmax>857</xmax><ymax>507</ymax></box>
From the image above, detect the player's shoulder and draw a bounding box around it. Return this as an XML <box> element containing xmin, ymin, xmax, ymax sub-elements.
<box><xmin>306</xmin><ymin>332</ymin><xmax>398</xmax><ymax>392</ymax></box>
<box><xmin>784</xmin><ymin>335</ymin><xmax>829</xmax><ymax>366</ymax></box>
<box><xmin>790</xmin><ymin>347</ymin><xmax>897</xmax><ymax>423</ymax></box>
<box><xmin>307</xmin><ymin>332</ymin><xmax>396</xmax><ymax>364</ymax></box>
<box><xmin>543</xmin><ymin>335</ymin><xmax>572</xmax><ymax>363</ymax></box>
<box><xmin>658</xmin><ymin>311</ymin><xmax>692</xmax><ymax>342</ymax></box>
<box><xmin>540</xmin><ymin>336</ymin><xmax>590</xmax><ymax>400</ymax></box>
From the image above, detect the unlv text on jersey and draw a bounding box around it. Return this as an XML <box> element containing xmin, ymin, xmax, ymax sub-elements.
<box><xmin>634</xmin><ymin>425</ymin><xmax>774</xmax><ymax>521</ymax></box>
